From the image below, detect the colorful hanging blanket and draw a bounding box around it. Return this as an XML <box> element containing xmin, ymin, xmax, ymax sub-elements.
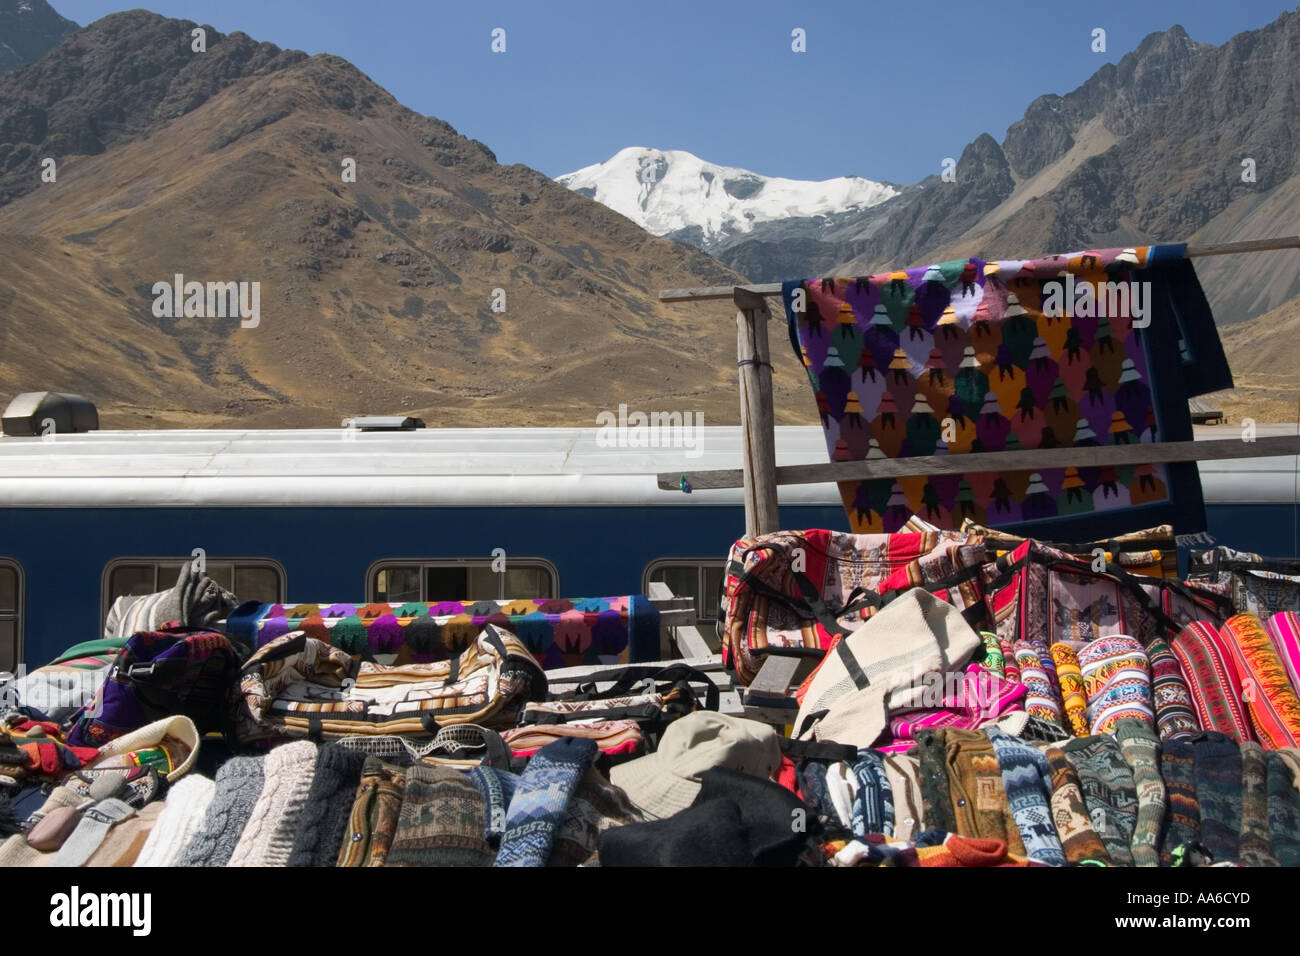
<box><xmin>781</xmin><ymin>246</ymin><xmax>1231</xmax><ymax>538</ymax></box>
<box><xmin>224</xmin><ymin>596</ymin><xmax>661</xmax><ymax>669</ymax></box>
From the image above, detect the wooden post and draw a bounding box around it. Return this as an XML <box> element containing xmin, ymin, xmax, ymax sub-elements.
<box><xmin>735</xmin><ymin>287</ymin><xmax>780</xmax><ymax>536</ymax></box>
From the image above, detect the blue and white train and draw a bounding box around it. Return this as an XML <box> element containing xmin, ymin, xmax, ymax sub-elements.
<box><xmin>0</xmin><ymin>421</ymin><xmax>1296</xmax><ymax>671</ymax></box>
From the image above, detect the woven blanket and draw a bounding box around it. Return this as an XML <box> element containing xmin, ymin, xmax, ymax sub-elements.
<box><xmin>224</xmin><ymin>596</ymin><xmax>660</xmax><ymax>670</ymax></box>
<box><xmin>1264</xmin><ymin>611</ymin><xmax>1300</xmax><ymax>698</ymax></box>
<box><xmin>781</xmin><ymin>246</ymin><xmax>1230</xmax><ymax>538</ymax></box>
<box><xmin>1170</xmin><ymin>622</ymin><xmax>1254</xmax><ymax>743</ymax></box>
<box><xmin>1218</xmin><ymin>614</ymin><xmax>1300</xmax><ymax>749</ymax></box>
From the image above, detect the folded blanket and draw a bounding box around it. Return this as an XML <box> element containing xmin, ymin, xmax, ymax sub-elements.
<box><xmin>1219</xmin><ymin>614</ymin><xmax>1300</xmax><ymax>749</ymax></box>
<box><xmin>104</xmin><ymin>563</ymin><xmax>236</xmax><ymax>639</ymax></box>
<box><xmin>1049</xmin><ymin>642</ymin><xmax>1090</xmax><ymax>737</ymax></box>
<box><xmin>1013</xmin><ymin>642</ymin><xmax>1065</xmax><ymax>730</ymax></box>
<box><xmin>1170</xmin><ymin>621</ymin><xmax>1254</xmax><ymax>743</ymax></box>
<box><xmin>1264</xmin><ymin>611</ymin><xmax>1300</xmax><ymax>702</ymax></box>
<box><xmin>1146</xmin><ymin>635</ymin><xmax>1200</xmax><ymax>741</ymax></box>
<box><xmin>1078</xmin><ymin>635</ymin><xmax>1153</xmax><ymax>735</ymax></box>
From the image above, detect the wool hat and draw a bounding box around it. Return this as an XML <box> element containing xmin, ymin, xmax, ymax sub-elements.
<box><xmin>609</xmin><ymin>712</ymin><xmax>781</xmax><ymax>820</ymax></box>
<box><xmin>795</xmin><ymin>589</ymin><xmax>982</xmax><ymax>748</ymax></box>
<box><xmin>285</xmin><ymin>743</ymin><xmax>369</xmax><ymax>868</ymax></box>
<box><xmin>599</xmin><ymin>797</ymin><xmax>756</xmax><ymax>867</ymax></box>
<box><xmin>1061</xmin><ymin>734</ymin><xmax>1138</xmax><ymax>866</ymax></box>
<box><xmin>133</xmin><ymin>774</ymin><xmax>217</xmax><ymax>867</ymax></box>
<box><xmin>1190</xmin><ymin>731</ymin><xmax>1242</xmax><ymax>865</ymax></box>
<box><xmin>1043</xmin><ymin>745</ymin><xmax>1110</xmax><ymax>864</ymax></box>
<box><xmin>228</xmin><ymin>740</ymin><xmax>318</xmax><ymax>867</ymax></box>
<box><xmin>1158</xmin><ymin>738</ymin><xmax>1200</xmax><ymax>865</ymax></box>
<box><xmin>390</xmin><ymin>764</ymin><xmax>495</xmax><ymax>867</ymax></box>
<box><xmin>1114</xmin><ymin>718</ymin><xmax>1165</xmax><ymax>867</ymax></box>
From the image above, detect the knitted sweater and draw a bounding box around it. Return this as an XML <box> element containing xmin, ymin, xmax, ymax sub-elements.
<box><xmin>286</xmin><ymin>744</ymin><xmax>368</xmax><ymax>868</ymax></box>
<box><xmin>134</xmin><ymin>774</ymin><xmax>217</xmax><ymax>867</ymax></box>
<box><xmin>229</xmin><ymin>741</ymin><xmax>318</xmax><ymax>867</ymax></box>
<box><xmin>176</xmin><ymin>755</ymin><xmax>265</xmax><ymax>867</ymax></box>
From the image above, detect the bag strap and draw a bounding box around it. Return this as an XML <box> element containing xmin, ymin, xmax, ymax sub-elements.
<box><xmin>778</xmin><ymin>736</ymin><xmax>858</xmax><ymax>763</ymax></box>
<box><xmin>553</xmin><ymin>662</ymin><xmax>720</xmax><ymax>713</ymax></box>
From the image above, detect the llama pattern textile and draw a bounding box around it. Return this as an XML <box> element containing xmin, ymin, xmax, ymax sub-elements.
<box><xmin>1218</xmin><ymin>614</ymin><xmax>1300</xmax><ymax>749</ymax></box>
<box><xmin>1267</xmin><ymin>751</ymin><xmax>1300</xmax><ymax>866</ymax></box>
<box><xmin>1044</xmin><ymin>746</ymin><xmax>1110</xmax><ymax>864</ymax></box>
<box><xmin>494</xmin><ymin>737</ymin><xmax>597</xmax><ymax>867</ymax></box>
<box><xmin>780</xmin><ymin>246</ymin><xmax>1227</xmax><ymax>539</ymax></box>
<box><xmin>1238</xmin><ymin>742</ymin><xmax>1279</xmax><ymax>867</ymax></box>
<box><xmin>1170</xmin><ymin>622</ymin><xmax>1255</xmax><ymax>743</ymax></box>
<box><xmin>986</xmin><ymin>727</ymin><xmax>1064</xmax><ymax>865</ymax></box>
<box><xmin>1114</xmin><ymin>719</ymin><xmax>1165</xmax><ymax>867</ymax></box>
<box><xmin>1061</xmin><ymin>734</ymin><xmax>1138</xmax><ymax>866</ymax></box>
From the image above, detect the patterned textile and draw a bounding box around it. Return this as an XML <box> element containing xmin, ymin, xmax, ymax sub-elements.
<box><xmin>225</xmin><ymin>595</ymin><xmax>660</xmax><ymax>669</ymax></box>
<box><xmin>781</xmin><ymin>247</ymin><xmax>1229</xmax><ymax>538</ymax></box>
<box><xmin>6</xmin><ymin>642</ymin><xmax>122</xmax><ymax>724</ymax></box>
<box><xmin>1188</xmin><ymin>547</ymin><xmax>1300</xmax><ymax>618</ymax></box>
<box><xmin>549</xmin><ymin>767</ymin><xmax>646</xmax><ymax>867</ymax></box>
<box><xmin>495</xmin><ymin>737</ymin><xmax>597</xmax><ymax>867</ymax></box>
<box><xmin>336</xmin><ymin>758</ymin><xmax>406</xmax><ymax>867</ymax></box>
<box><xmin>1146</xmin><ymin>636</ymin><xmax>1200</xmax><ymax>741</ymax></box>
<box><xmin>1218</xmin><ymin>614</ymin><xmax>1300</xmax><ymax>749</ymax></box>
<box><xmin>1061</xmin><ymin>734</ymin><xmax>1138</xmax><ymax>866</ymax></box>
<box><xmin>1049</xmin><ymin>642</ymin><xmax>1090</xmax><ymax>737</ymax></box>
<box><xmin>233</xmin><ymin>626</ymin><xmax>546</xmax><ymax>743</ymax></box>
<box><xmin>1170</xmin><ymin>622</ymin><xmax>1254</xmax><ymax>743</ymax></box>
<box><xmin>983</xmin><ymin>540</ymin><xmax>1187</xmax><ymax>653</ymax></box>
<box><xmin>1264</xmin><ymin>612</ymin><xmax>1300</xmax><ymax>700</ymax></box>
<box><xmin>1159</xmin><ymin>739</ymin><xmax>1200</xmax><ymax>866</ymax></box>
<box><xmin>721</xmin><ymin>529</ymin><xmax>984</xmax><ymax>685</ymax></box>
<box><xmin>1078</xmin><ymin>635</ymin><xmax>1153</xmax><ymax>735</ymax></box>
<box><xmin>1013</xmin><ymin>642</ymin><xmax>1065</xmax><ymax>729</ymax></box>
<box><xmin>1266</xmin><ymin>751</ymin><xmax>1300</xmax><ymax>867</ymax></box>
<box><xmin>1190</xmin><ymin>731</ymin><xmax>1242</xmax><ymax>864</ymax></box>
<box><xmin>1237</xmin><ymin>742</ymin><xmax>1279</xmax><ymax>867</ymax></box>
<box><xmin>998</xmin><ymin>635</ymin><xmax>1021</xmax><ymax>683</ymax></box>
<box><xmin>962</xmin><ymin>521</ymin><xmax>1181</xmax><ymax>578</ymax></box>
<box><xmin>886</xmin><ymin>664</ymin><xmax>1026</xmax><ymax>743</ymax></box>
<box><xmin>979</xmin><ymin>632</ymin><xmax>1005</xmax><ymax>676</ymax></box>
<box><xmin>1114</xmin><ymin>719</ymin><xmax>1165</xmax><ymax>867</ymax></box>
<box><xmin>386</xmin><ymin>765</ymin><xmax>494</xmax><ymax>867</ymax></box>
<box><xmin>986</xmin><ymin>727</ymin><xmax>1065</xmax><ymax>865</ymax></box>
<box><xmin>466</xmin><ymin>765</ymin><xmax>519</xmax><ymax>848</ymax></box>
<box><xmin>501</xmin><ymin>720</ymin><xmax>644</xmax><ymax>759</ymax></box>
<box><xmin>1044</xmin><ymin>745</ymin><xmax>1110</xmax><ymax>864</ymax></box>
<box><xmin>850</xmin><ymin>750</ymin><xmax>894</xmax><ymax>838</ymax></box>
<box><xmin>943</xmin><ymin>729</ymin><xmax>1025</xmax><ymax>855</ymax></box>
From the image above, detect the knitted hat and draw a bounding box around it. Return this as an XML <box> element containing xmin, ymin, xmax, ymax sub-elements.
<box><xmin>133</xmin><ymin>774</ymin><xmax>217</xmax><ymax>867</ymax></box>
<box><xmin>1190</xmin><ymin>731</ymin><xmax>1242</xmax><ymax>865</ymax></box>
<box><xmin>1266</xmin><ymin>751</ymin><xmax>1300</xmax><ymax>867</ymax></box>
<box><xmin>228</xmin><ymin>740</ymin><xmax>318</xmax><ymax>867</ymax></box>
<box><xmin>610</xmin><ymin>713</ymin><xmax>780</xmax><ymax>821</ymax></box>
<box><xmin>285</xmin><ymin>743</ymin><xmax>368</xmax><ymax>868</ymax></box>
<box><xmin>1218</xmin><ymin>614</ymin><xmax>1300</xmax><ymax>749</ymax></box>
<box><xmin>1114</xmin><ymin>718</ymin><xmax>1165</xmax><ymax>867</ymax></box>
<box><xmin>1237</xmin><ymin>741</ymin><xmax>1279</xmax><ymax>867</ymax></box>
<box><xmin>389</xmin><ymin>764</ymin><xmax>495</xmax><ymax>867</ymax></box>
<box><xmin>1158</xmin><ymin>737</ymin><xmax>1200</xmax><ymax>866</ymax></box>
<box><xmin>986</xmin><ymin>727</ymin><xmax>1064</xmax><ymax>865</ymax></box>
<box><xmin>796</xmin><ymin>590</ymin><xmax>982</xmax><ymax>748</ymax></box>
<box><xmin>1061</xmin><ymin>735</ymin><xmax>1138</xmax><ymax>866</ymax></box>
<box><xmin>495</xmin><ymin>737</ymin><xmax>596</xmax><ymax>867</ymax></box>
<box><xmin>1043</xmin><ymin>745</ymin><xmax>1109</xmax><ymax>864</ymax></box>
<box><xmin>1078</xmin><ymin>635</ymin><xmax>1154</xmax><ymax>735</ymax></box>
<box><xmin>175</xmin><ymin>754</ymin><xmax>265</xmax><ymax>867</ymax></box>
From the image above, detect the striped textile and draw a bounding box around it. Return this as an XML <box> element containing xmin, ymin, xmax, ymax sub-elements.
<box><xmin>1170</xmin><ymin>622</ymin><xmax>1254</xmax><ymax>744</ymax></box>
<box><xmin>1146</xmin><ymin>636</ymin><xmax>1200</xmax><ymax>742</ymax></box>
<box><xmin>999</xmin><ymin>634</ymin><xmax>1021</xmax><ymax>684</ymax></box>
<box><xmin>1049</xmin><ymin>642</ymin><xmax>1090</xmax><ymax>738</ymax></box>
<box><xmin>888</xmin><ymin>665</ymin><xmax>1027</xmax><ymax>742</ymax></box>
<box><xmin>980</xmin><ymin>632</ymin><xmax>1005</xmax><ymax>678</ymax></box>
<box><xmin>1013</xmin><ymin>642</ymin><xmax>1065</xmax><ymax>730</ymax></box>
<box><xmin>1219</xmin><ymin>614</ymin><xmax>1300</xmax><ymax>749</ymax></box>
<box><xmin>1078</xmin><ymin>636</ymin><xmax>1154</xmax><ymax>735</ymax></box>
<box><xmin>1264</xmin><ymin>611</ymin><xmax>1300</xmax><ymax>700</ymax></box>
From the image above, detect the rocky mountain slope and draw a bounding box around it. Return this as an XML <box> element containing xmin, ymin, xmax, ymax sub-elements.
<box><xmin>0</xmin><ymin>0</ymin><xmax>75</xmax><ymax>77</ymax></box>
<box><xmin>0</xmin><ymin>10</ymin><xmax>827</xmax><ymax>429</ymax></box>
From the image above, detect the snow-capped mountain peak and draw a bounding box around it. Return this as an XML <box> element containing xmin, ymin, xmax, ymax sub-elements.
<box><xmin>556</xmin><ymin>147</ymin><xmax>897</xmax><ymax>243</ymax></box>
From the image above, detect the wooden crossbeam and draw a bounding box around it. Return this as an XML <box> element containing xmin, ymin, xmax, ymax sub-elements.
<box><xmin>657</xmin><ymin>434</ymin><xmax>1300</xmax><ymax>491</ymax></box>
<box><xmin>658</xmin><ymin>236</ymin><xmax>1300</xmax><ymax>303</ymax></box>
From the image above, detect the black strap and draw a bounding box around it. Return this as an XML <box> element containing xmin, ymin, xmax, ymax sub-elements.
<box><xmin>835</xmin><ymin>638</ymin><xmax>870</xmax><ymax>691</ymax></box>
<box><xmin>241</xmin><ymin>632</ymin><xmax>309</xmax><ymax>671</ymax></box>
<box><xmin>446</xmin><ymin>650</ymin><xmax>460</xmax><ymax>685</ymax></box>
<box><xmin>546</xmin><ymin>663</ymin><xmax>720</xmax><ymax>713</ymax></box>
<box><xmin>779</xmin><ymin>737</ymin><xmax>858</xmax><ymax>762</ymax></box>
<box><xmin>307</xmin><ymin>714</ymin><xmax>324</xmax><ymax>742</ymax></box>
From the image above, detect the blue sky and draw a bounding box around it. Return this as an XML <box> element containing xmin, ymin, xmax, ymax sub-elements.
<box><xmin>53</xmin><ymin>0</ymin><xmax>1298</xmax><ymax>184</ymax></box>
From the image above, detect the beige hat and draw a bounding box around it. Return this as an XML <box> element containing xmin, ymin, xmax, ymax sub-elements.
<box><xmin>609</xmin><ymin>712</ymin><xmax>781</xmax><ymax>820</ymax></box>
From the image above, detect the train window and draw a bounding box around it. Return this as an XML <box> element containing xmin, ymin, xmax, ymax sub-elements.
<box><xmin>102</xmin><ymin>558</ymin><xmax>285</xmax><ymax>623</ymax></box>
<box><xmin>369</xmin><ymin>559</ymin><xmax>558</xmax><ymax>603</ymax></box>
<box><xmin>643</xmin><ymin>559</ymin><xmax>726</xmax><ymax>623</ymax></box>
<box><xmin>0</xmin><ymin>560</ymin><xmax>21</xmax><ymax>673</ymax></box>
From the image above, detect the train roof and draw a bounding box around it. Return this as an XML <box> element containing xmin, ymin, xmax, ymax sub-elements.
<box><xmin>0</xmin><ymin>424</ymin><xmax>1295</xmax><ymax>508</ymax></box>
